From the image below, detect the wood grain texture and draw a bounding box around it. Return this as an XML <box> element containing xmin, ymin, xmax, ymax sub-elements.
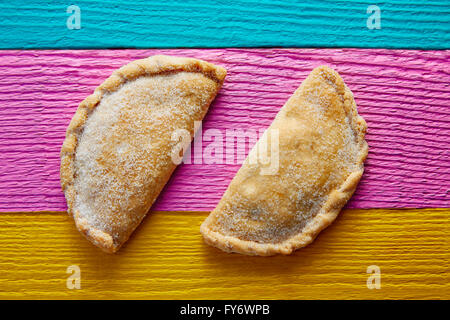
<box><xmin>0</xmin><ymin>1</ymin><xmax>449</xmax><ymax>49</ymax></box>
<box><xmin>0</xmin><ymin>49</ymin><xmax>449</xmax><ymax>211</ymax></box>
<box><xmin>0</xmin><ymin>209</ymin><xmax>448</xmax><ymax>299</ymax></box>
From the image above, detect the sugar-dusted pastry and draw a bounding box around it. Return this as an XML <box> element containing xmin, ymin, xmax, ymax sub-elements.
<box><xmin>201</xmin><ymin>66</ymin><xmax>368</xmax><ymax>256</ymax></box>
<box><xmin>61</xmin><ymin>55</ymin><xmax>226</xmax><ymax>253</ymax></box>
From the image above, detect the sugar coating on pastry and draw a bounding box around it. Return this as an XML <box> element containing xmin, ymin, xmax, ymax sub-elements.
<box><xmin>200</xmin><ymin>66</ymin><xmax>368</xmax><ymax>256</ymax></box>
<box><xmin>60</xmin><ymin>55</ymin><xmax>226</xmax><ymax>253</ymax></box>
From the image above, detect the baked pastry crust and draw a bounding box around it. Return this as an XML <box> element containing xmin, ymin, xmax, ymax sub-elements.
<box><xmin>200</xmin><ymin>66</ymin><xmax>368</xmax><ymax>256</ymax></box>
<box><xmin>61</xmin><ymin>55</ymin><xmax>226</xmax><ymax>253</ymax></box>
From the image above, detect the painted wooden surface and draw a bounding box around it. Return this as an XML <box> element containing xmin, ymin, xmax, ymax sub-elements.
<box><xmin>0</xmin><ymin>0</ymin><xmax>447</xmax><ymax>302</ymax></box>
<box><xmin>0</xmin><ymin>208</ymin><xmax>447</xmax><ymax>300</ymax></box>
<box><xmin>0</xmin><ymin>49</ymin><xmax>448</xmax><ymax>212</ymax></box>
<box><xmin>0</xmin><ymin>1</ymin><xmax>449</xmax><ymax>49</ymax></box>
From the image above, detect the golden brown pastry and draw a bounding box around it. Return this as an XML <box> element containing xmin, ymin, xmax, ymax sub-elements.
<box><xmin>200</xmin><ymin>66</ymin><xmax>368</xmax><ymax>256</ymax></box>
<box><xmin>60</xmin><ymin>55</ymin><xmax>226</xmax><ymax>253</ymax></box>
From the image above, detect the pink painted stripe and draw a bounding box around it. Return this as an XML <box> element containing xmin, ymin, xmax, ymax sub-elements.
<box><xmin>0</xmin><ymin>49</ymin><xmax>449</xmax><ymax>212</ymax></box>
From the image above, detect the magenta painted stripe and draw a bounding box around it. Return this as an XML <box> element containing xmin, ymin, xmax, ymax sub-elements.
<box><xmin>0</xmin><ymin>49</ymin><xmax>449</xmax><ymax>212</ymax></box>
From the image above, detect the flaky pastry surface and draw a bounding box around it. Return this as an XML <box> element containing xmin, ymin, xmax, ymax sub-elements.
<box><xmin>200</xmin><ymin>66</ymin><xmax>368</xmax><ymax>256</ymax></box>
<box><xmin>60</xmin><ymin>55</ymin><xmax>226</xmax><ymax>253</ymax></box>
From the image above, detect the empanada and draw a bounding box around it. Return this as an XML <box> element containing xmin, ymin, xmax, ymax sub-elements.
<box><xmin>200</xmin><ymin>66</ymin><xmax>368</xmax><ymax>256</ymax></box>
<box><xmin>60</xmin><ymin>55</ymin><xmax>226</xmax><ymax>253</ymax></box>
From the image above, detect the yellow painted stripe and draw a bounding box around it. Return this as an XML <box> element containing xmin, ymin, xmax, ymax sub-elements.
<box><xmin>0</xmin><ymin>209</ymin><xmax>448</xmax><ymax>299</ymax></box>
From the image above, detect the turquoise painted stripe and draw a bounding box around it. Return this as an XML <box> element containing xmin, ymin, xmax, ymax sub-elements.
<box><xmin>0</xmin><ymin>0</ymin><xmax>449</xmax><ymax>49</ymax></box>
